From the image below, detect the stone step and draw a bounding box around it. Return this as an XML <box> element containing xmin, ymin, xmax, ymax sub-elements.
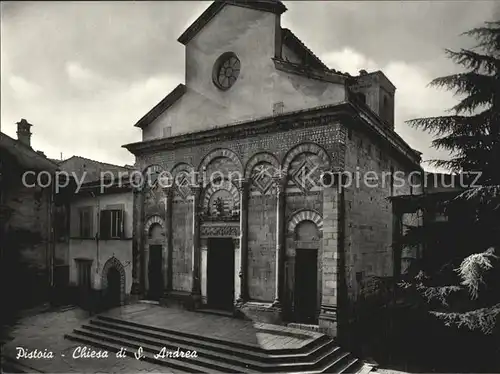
<box><xmin>64</xmin><ymin>315</ymin><xmax>365</xmax><ymax>373</ymax></box>
<box><xmin>196</xmin><ymin>308</ymin><xmax>235</xmax><ymax>318</ymax></box>
<box><xmin>64</xmin><ymin>332</ymin><xmax>206</xmax><ymax>373</ymax></box>
<box><xmin>88</xmin><ymin>318</ymin><xmax>335</xmax><ymax>363</ymax></box>
<box><xmin>65</xmin><ymin>329</ymin><xmax>358</xmax><ymax>374</ymax></box>
<box><xmin>97</xmin><ymin>315</ymin><xmax>327</xmax><ymax>355</ymax></box>
<box><xmin>75</xmin><ymin>323</ymin><xmax>347</xmax><ymax>372</ymax></box>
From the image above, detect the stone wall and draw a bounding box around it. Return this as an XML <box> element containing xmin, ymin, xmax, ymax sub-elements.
<box><xmin>133</xmin><ymin>111</ymin><xmax>421</xmax><ymax>333</ymax></box>
<box><xmin>247</xmin><ymin>193</ymin><xmax>276</xmax><ymax>301</ymax></box>
<box><xmin>137</xmin><ymin>120</ymin><xmax>344</xmax><ymax>305</ymax></box>
<box><xmin>2</xmin><ymin>176</ymin><xmax>53</xmax><ymax>307</ymax></box>
<box><xmin>138</xmin><ymin>121</ymin><xmax>344</xmax><ymax>172</ymax></box>
<box><xmin>171</xmin><ymin>195</ymin><xmax>193</xmax><ymax>292</ymax></box>
<box><xmin>343</xmin><ymin>124</ymin><xmax>421</xmax><ymax>308</ymax></box>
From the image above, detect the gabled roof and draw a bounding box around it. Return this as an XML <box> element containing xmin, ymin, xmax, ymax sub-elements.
<box><xmin>59</xmin><ymin>155</ymin><xmax>134</xmax><ymax>184</ymax></box>
<box><xmin>281</xmin><ymin>28</ymin><xmax>329</xmax><ymax>71</ymax></box>
<box><xmin>59</xmin><ymin>155</ymin><xmax>133</xmax><ymax>171</ymax></box>
<box><xmin>134</xmin><ymin>84</ymin><xmax>186</xmax><ymax>129</ymax></box>
<box><xmin>178</xmin><ymin>0</ymin><xmax>287</xmax><ymax>45</ymax></box>
<box><xmin>0</xmin><ymin>132</ymin><xmax>59</xmax><ymax>172</ymax></box>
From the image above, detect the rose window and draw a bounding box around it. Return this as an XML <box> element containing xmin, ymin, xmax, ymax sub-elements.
<box><xmin>213</xmin><ymin>52</ymin><xmax>241</xmax><ymax>91</ymax></box>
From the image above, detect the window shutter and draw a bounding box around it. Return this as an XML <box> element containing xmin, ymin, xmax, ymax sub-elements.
<box><xmin>100</xmin><ymin>210</ymin><xmax>111</xmax><ymax>239</ymax></box>
<box><xmin>118</xmin><ymin>210</ymin><xmax>124</xmax><ymax>238</ymax></box>
<box><xmin>78</xmin><ymin>209</ymin><xmax>84</xmax><ymax>237</ymax></box>
<box><xmin>88</xmin><ymin>207</ymin><xmax>94</xmax><ymax>238</ymax></box>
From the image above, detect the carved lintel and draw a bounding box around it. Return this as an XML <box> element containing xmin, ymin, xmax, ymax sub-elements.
<box><xmin>200</xmin><ymin>225</ymin><xmax>240</xmax><ymax>238</ymax></box>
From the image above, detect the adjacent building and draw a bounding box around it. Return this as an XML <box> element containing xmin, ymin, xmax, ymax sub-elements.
<box><xmin>56</xmin><ymin>156</ymin><xmax>135</xmax><ymax>310</ymax></box>
<box><xmin>0</xmin><ymin>119</ymin><xmax>60</xmax><ymax>312</ymax></box>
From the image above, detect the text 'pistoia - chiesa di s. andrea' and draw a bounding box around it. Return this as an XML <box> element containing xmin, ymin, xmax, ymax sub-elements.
<box><xmin>123</xmin><ymin>0</ymin><xmax>422</xmax><ymax>336</ymax></box>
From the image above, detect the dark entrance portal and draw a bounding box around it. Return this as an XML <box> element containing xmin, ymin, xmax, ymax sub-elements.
<box><xmin>294</xmin><ymin>249</ymin><xmax>318</xmax><ymax>324</ymax></box>
<box><xmin>106</xmin><ymin>267</ymin><xmax>121</xmax><ymax>308</ymax></box>
<box><xmin>207</xmin><ymin>238</ymin><xmax>234</xmax><ymax>310</ymax></box>
<box><xmin>148</xmin><ymin>245</ymin><xmax>163</xmax><ymax>300</ymax></box>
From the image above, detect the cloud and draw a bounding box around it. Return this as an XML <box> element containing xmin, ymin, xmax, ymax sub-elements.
<box><xmin>323</xmin><ymin>47</ymin><xmax>457</xmax><ymax>171</ymax></box>
<box><xmin>8</xmin><ymin>75</ymin><xmax>42</xmax><ymax>99</ymax></box>
<box><xmin>2</xmin><ymin>72</ymin><xmax>181</xmax><ymax>165</ymax></box>
<box><xmin>1</xmin><ymin>0</ymin><xmax>497</xmax><ymax>169</ymax></box>
<box><xmin>323</xmin><ymin>48</ymin><xmax>379</xmax><ymax>76</ymax></box>
<box><xmin>65</xmin><ymin>62</ymin><xmax>102</xmax><ymax>91</ymax></box>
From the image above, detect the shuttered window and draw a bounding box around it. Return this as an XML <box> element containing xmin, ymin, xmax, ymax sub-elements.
<box><xmin>79</xmin><ymin>207</ymin><xmax>93</xmax><ymax>238</ymax></box>
<box><xmin>76</xmin><ymin>259</ymin><xmax>92</xmax><ymax>289</ymax></box>
<box><xmin>99</xmin><ymin>209</ymin><xmax>124</xmax><ymax>239</ymax></box>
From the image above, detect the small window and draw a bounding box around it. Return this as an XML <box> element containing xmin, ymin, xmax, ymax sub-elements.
<box><xmin>383</xmin><ymin>95</ymin><xmax>391</xmax><ymax>120</ymax></box>
<box><xmin>163</xmin><ymin>126</ymin><xmax>171</xmax><ymax>137</ymax></box>
<box><xmin>76</xmin><ymin>259</ymin><xmax>92</xmax><ymax>290</ymax></box>
<box><xmin>100</xmin><ymin>209</ymin><xmax>124</xmax><ymax>239</ymax></box>
<box><xmin>273</xmin><ymin>101</ymin><xmax>284</xmax><ymax>115</ymax></box>
<box><xmin>79</xmin><ymin>207</ymin><xmax>93</xmax><ymax>238</ymax></box>
<box><xmin>358</xmin><ymin>92</ymin><xmax>366</xmax><ymax>104</ymax></box>
<box><xmin>55</xmin><ymin>205</ymin><xmax>69</xmax><ymax>242</ymax></box>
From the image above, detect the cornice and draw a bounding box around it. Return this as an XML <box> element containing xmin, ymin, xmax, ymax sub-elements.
<box><xmin>123</xmin><ymin>102</ymin><xmax>421</xmax><ymax>168</ymax></box>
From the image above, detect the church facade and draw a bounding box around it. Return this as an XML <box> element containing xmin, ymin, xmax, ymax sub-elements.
<box><xmin>124</xmin><ymin>0</ymin><xmax>422</xmax><ymax>336</ymax></box>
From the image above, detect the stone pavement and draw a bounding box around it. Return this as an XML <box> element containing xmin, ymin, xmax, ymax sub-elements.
<box><xmin>1</xmin><ymin>302</ymin><xmax>324</xmax><ymax>373</ymax></box>
<box><xmin>1</xmin><ymin>306</ymin><xmax>176</xmax><ymax>373</ymax></box>
<box><xmin>104</xmin><ymin>303</ymin><xmax>322</xmax><ymax>350</ymax></box>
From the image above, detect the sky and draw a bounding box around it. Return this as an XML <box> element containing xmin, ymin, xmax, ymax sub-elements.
<box><xmin>1</xmin><ymin>0</ymin><xmax>499</xmax><ymax>170</ymax></box>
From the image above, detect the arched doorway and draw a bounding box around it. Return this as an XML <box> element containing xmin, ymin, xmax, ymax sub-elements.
<box><xmin>294</xmin><ymin>220</ymin><xmax>320</xmax><ymax>324</ymax></box>
<box><xmin>101</xmin><ymin>257</ymin><xmax>126</xmax><ymax>309</ymax></box>
<box><xmin>107</xmin><ymin>267</ymin><xmax>121</xmax><ymax>308</ymax></box>
<box><xmin>147</xmin><ymin>222</ymin><xmax>164</xmax><ymax>301</ymax></box>
<box><xmin>200</xmin><ymin>178</ymin><xmax>240</xmax><ymax>311</ymax></box>
<box><xmin>286</xmin><ymin>210</ymin><xmax>323</xmax><ymax>324</ymax></box>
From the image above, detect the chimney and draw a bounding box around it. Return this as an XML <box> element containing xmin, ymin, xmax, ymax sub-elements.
<box><xmin>16</xmin><ymin>119</ymin><xmax>32</xmax><ymax>147</ymax></box>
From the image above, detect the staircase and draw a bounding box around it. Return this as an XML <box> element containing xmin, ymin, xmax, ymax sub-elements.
<box><xmin>64</xmin><ymin>315</ymin><xmax>365</xmax><ymax>373</ymax></box>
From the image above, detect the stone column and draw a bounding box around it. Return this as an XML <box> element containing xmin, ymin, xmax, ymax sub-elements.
<box><xmin>200</xmin><ymin>238</ymin><xmax>208</xmax><ymax>305</ymax></box>
<box><xmin>237</xmin><ymin>178</ymin><xmax>249</xmax><ymax>303</ymax></box>
<box><xmin>191</xmin><ymin>185</ymin><xmax>202</xmax><ymax>307</ymax></box>
<box><xmin>273</xmin><ymin>176</ymin><xmax>286</xmax><ymax>308</ymax></box>
<box><xmin>233</xmin><ymin>237</ymin><xmax>241</xmax><ymax>305</ymax></box>
<box><xmin>162</xmin><ymin>187</ymin><xmax>173</xmax><ymax>298</ymax></box>
<box><xmin>319</xmin><ymin>181</ymin><xmax>343</xmax><ymax>337</ymax></box>
<box><xmin>132</xmin><ymin>187</ymin><xmax>144</xmax><ymax>296</ymax></box>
